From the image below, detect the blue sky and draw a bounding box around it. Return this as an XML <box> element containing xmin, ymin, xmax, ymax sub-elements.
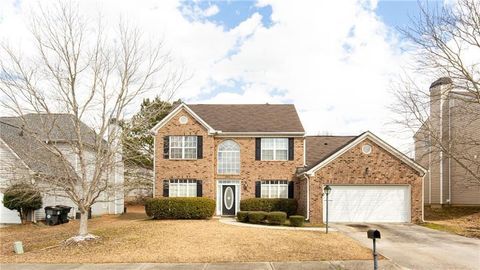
<box><xmin>180</xmin><ymin>0</ymin><xmax>437</xmax><ymax>32</ymax></box>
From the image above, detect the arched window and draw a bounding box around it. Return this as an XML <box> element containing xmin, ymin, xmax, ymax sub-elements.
<box><xmin>217</xmin><ymin>140</ymin><xmax>240</xmax><ymax>175</ymax></box>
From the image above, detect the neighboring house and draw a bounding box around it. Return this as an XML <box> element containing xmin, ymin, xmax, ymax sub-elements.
<box><xmin>0</xmin><ymin>114</ymin><xmax>124</xmax><ymax>224</ymax></box>
<box><xmin>151</xmin><ymin>103</ymin><xmax>426</xmax><ymax>223</ymax></box>
<box><xmin>414</xmin><ymin>78</ymin><xmax>480</xmax><ymax>207</ymax></box>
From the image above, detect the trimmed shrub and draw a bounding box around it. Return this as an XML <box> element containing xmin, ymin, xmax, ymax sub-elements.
<box><xmin>289</xmin><ymin>215</ymin><xmax>305</xmax><ymax>227</ymax></box>
<box><xmin>236</xmin><ymin>211</ymin><xmax>249</xmax><ymax>223</ymax></box>
<box><xmin>248</xmin><ymin>211</ymin><xmax>268</xmax><ymax>224</ymax></box>
<box><xmin>240</xmin><ymin>198</ymin><xmax>297</xmax><ymax>216</ymax></box>
<box><xmin>145</xmin><ymin>197</ymin><xmax>215</xmax><ymax>219</ymax></box>
<box><xmin>266</xmin><ymin>211</ymin><xmax>287</xmax><ymax>225</ymax></box>
<box><xmin>3</xmin><ymin>183</ymin><xmax>42</xmax><ymax>224</ymax></box>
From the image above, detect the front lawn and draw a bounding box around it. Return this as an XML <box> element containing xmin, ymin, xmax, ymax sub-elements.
<box><xmin>422</xmin><ymin>207</ymin><xmax>480</xmax><ymax>238</ymax></box>
<box><xmin>0</xmin><ymin>205</ymin><xmax>372</xmax><ymax>263</ymax></box>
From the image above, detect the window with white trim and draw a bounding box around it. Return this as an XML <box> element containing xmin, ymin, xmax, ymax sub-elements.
<box><xmin>261</xmin><ymin>138</ymin><xmax>288</xmax><ymax>161</ymax></box>
<box><xmin>169</xmin><ymin>179</ymin><xmax>197</xmax><ymax>197</ymax></box>
<box><xmin>217</xmin><ymin>140</ymin><xmax>240</xmax><ymax>175</ymax></box>
<box><xmin>261</xmin><ymin>180</ymin><xmax>288</xmax><ymax>198</ymax></box>
<box><xmin>170</xmin><ymin>136</ymin><xmax>197</xmax><ymax>159</ymax></box>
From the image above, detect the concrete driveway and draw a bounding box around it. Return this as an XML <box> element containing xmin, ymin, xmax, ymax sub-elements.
<box><xmin>333</xmin><ymin>223</ymin><xmax>480</xmax><ymax>270</ymax></box>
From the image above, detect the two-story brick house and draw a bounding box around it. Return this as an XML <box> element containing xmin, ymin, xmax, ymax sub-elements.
<box><xmin>152</xmin><ymin>103</ymin><xmax>426</xmax><ymax>223</ymax></box>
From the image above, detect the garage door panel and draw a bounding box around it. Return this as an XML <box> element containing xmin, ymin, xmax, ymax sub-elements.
<box><xmin>323</xmin><ymin>185</ymin><xmax>410</xmax><ymax>223</ymax></box>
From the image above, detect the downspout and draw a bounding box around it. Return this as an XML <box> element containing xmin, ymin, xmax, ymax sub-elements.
<box><xmin>153</xmin><ymin>135</ymin><xmax>156</xmax><ymax>198</ymax></box>
<box><xmin>303</xmin><ymin>173</ymin><xmax>310</xmax><ymax>221</ymax></box>
<box><xmin>440</xmin><ymin>94</ymin><xmax>443</xmax><ymax>205</ymax></box>
<box><xmin>448</xmin><ymin>99</ymin><xmax>452</xmax><ymax>205</ymax></box>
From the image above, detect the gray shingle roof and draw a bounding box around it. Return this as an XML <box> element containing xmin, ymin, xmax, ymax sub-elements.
<box><xmin>0</xmin><ymin>114</ymin><xmax>98</xmax><ymax>178</ymax></box>
<box><xmin>305</xmin><ymin>135</ymin><xmax>358</xmax><ymax>170</ymax></box>
<box><xmin>187</xmin><ymin>104</ymin><xmax>305</xmax><ymax>133</ymax></box>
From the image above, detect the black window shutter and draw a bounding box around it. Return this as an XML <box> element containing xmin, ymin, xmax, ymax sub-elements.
<box><xmin>196</xmin><ymin>180</ymin><xmax>203</xmax><ymax>197</ymax></box>
<box><xmin>163</xmin><ymin>180</ymin><xmax>169</xmax><ymax>197</ymax></box>
<box><xmin>197</xmin><ymin>136</ymin><xmax>203</xmax><ymax>159</ymax></box>
<box><xmin>255</xmin><ymin>138</ymin><xmax>261</xmax><ymax>160</ymax></box>
<box><xmin>255</xmin><ymin>181</ymin><xmax>261</xmax><ymax>198</ymax></box>
<box><xmin>163</xmin><ymin>136</ymin><xmax>170</xmax><ymax>159</ymax></box>
<box><xmin>288</xmin><ymin>181</ymin><xmax>294</xmax><ymax>199</ymax></box>
<box><xmin>288</xmin><ymin>138</ymin><xmax>294</xmax><ymax>160</ymax></box>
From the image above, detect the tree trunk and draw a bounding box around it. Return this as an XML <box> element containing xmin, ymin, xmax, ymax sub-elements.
<box><xmin>79</xmin><ymin>212</ymin><xmax>89</xmax><ymax>236</ymax></box>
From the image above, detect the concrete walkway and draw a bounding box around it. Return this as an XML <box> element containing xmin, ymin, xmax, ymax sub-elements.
<box><xmin>0</xmin><ymin>260</ymin><xmax>401</xmax><ymax>270</ymax></box>
<box><xmin>334</xmin><ymin>223</ymin><xmax>480</xmax><ymax>270</ymax></box>
<box><xmin>219</xmin><ymin>218</ymin><xmax>334</xmax><ymax>231</ymax></box>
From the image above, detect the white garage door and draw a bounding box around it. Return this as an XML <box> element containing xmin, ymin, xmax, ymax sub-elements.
<box><xmin>323</xmin><ymin>185</ymin><xmax>410</xmax><ymax>223</ymax></box>
<box><xmin>0</xmin><ymin>193</ymin><xmax>21</xmax><ymax>224</ymax></box>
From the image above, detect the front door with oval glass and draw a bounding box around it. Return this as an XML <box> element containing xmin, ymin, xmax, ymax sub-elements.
<box><xmin>222</xmin><ymin>185</ymin><xmax>236</xmax><ymax>216</ymax></box>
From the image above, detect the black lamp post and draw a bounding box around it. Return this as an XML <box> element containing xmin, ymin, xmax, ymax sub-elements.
<box><xmin>324</xmin><ymin>185</ymin><xmax>331</xmax><ymax>234</ymax></box>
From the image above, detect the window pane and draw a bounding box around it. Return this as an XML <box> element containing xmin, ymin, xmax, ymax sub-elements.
<box><xmin>217</xmin><ymin>140</ymin><xmax>240</xmax><ymax>174</ymax></box>
<box><xmin>184</xmin><ymin>148</ymin><xmax>197</xmax><ymax>159</ymax></box>
<box><xmin>261</xmin><ymin>184</ymin><xmax>269</xmax><ymax>198</ymax></box>
<box><xmin>261</xmin><ymin>138</ymin><xmax>274</xmax><ymax>149</ymax></box>
<box><xmin>279</xmin><ymin>185</ymin><xmax>288</xmax><ymax>198</ymax></box>
<box><xmin>170</xmin><ymin>148</ymin><xmax>182</xmax><ymax>159</ymax></box>
<box><xmin>261</xmin><ymin>149</ymin><xmax>274</xmax><ymax>160</ymax></box>
<box><xmin>275</xmin><ymin>150</ymin><xmax>288</xmax><ymax>161</ymax></box>
<box><xmin>169</xmin><ymin>182</ymin><xmax>178</xmax><ymax>197</ymax></box>
<box><xmin>187</xmin><ymin>182</ymin><xmax>197</xmax><ymax>197</ymax></box>
<box><xmin>184</xmin><ymin>136</ymin><xmax>197</xmax><ymax>147</ymax></box>
<box><xmin>275</xmin><ymin>138</ymin><xmax>288</xmax><ymax>150</ymax></box>
<box><xmin>170</xmin><ymin>136</ymin><xmax>183</xmax><ymax>147</ymax></box>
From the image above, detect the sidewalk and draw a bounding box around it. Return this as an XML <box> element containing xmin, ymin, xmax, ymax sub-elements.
<box><xmin>1</xmin><ymin>260</ymin><xmax>402</xmax><ymax>270</ymax></box>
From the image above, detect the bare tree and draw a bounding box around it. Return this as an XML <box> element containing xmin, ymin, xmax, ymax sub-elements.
<box><xmin>0</xmin><ymin>1</ymin><xmax>182</xmax><ymax>241</ymax></box>
<box><xmin>391</xmin><ymin>0</ymin><xmax>480</xmax><ymax>186</ymax></box>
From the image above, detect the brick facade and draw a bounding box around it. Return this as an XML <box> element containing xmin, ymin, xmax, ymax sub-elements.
<box><xmin>307</xmin><ymin>138</ymin><xmax>424</xmax><ymax>223</ymax></box>
<box><xmin>154</xmin><ymin>108</ymin><xmax>303</xmax><ymax>201</ymax></box>
<box><xmin>154</xmin><ymin>106</ymin><xmax>424</xmax><ymax>223</ymax></box>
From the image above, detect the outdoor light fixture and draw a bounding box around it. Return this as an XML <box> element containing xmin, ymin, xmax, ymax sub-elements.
<box><xmin>324</xmin><ymin>185</ymin><xmax>331</xmax><ymax>234</ymax></box>
<box><xmin>367</xmin><ymin>229</ymin><xmax>381</xmax><ymax>270</ymax></box>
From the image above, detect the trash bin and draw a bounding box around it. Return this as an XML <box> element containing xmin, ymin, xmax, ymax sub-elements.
<box><xmin>44</xmin><ymin>206</ymin><xmax>61</xmax><ymax>226</ymax></box>
<box><xmin>55</xmin><ymin>205</ymin><xmax>72</xmax><ymax>224</ymax></box>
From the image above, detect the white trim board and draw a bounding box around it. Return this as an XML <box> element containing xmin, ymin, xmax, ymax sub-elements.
<box><xmin>304</xmin><ymin>131</ymin><xmax>427</xmax><ymax>176</ymax></box>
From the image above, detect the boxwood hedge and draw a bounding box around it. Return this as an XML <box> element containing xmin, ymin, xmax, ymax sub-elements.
<box><xmin>145</xmin><ymin>197</ymin><xmax>215</xmax><ymax>219</ymax></box>
<box><xmin>240</xmin><ymin>198</ymin><xmax>297</xmax><ymax>216</ymax></box>
<box><xmin>266</xmin><ymin>211</ymin><xmax>287</xmax><ymax>225</ymax></box>
<box><xmin>289</xmin><ymin>215</ymin><xmax>305</xmax><ymax>227</ymax></box>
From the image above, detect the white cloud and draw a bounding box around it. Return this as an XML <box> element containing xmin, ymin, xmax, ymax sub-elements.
<box><xmin>0</xmin><ymin>0</ymin><xmax>427</xmax><ymax>151</ymax></box>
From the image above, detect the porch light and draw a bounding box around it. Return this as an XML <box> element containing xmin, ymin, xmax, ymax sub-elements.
<box><xmin>324</xmin><ymin>185</ymin><xmax>331</xmax><ymax>195</ymax></box>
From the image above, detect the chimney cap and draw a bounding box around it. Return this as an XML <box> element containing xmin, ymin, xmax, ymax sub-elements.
<box><xmin>430</xmin><ymin>77</ymin><xmax>452</xmax><ymax>89</ymax></box>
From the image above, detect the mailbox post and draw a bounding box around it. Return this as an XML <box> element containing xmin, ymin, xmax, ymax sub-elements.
<box><xmin>367</xmin><ymin>229</ymin><xmax>381</xmax><ymax>270</ymax></box>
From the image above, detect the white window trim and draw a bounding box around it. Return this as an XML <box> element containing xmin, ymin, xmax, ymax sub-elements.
<box><xmin>217</xmin><ymin>140</ymin><xmax>241</xmax><ymax>175</ymax></box>
<box><xmin>260</xmin><ymin>180</ymin><xmax>289</xmax><ymax>198</ymax></box>
<box><xmin>261</xmin><ymin>138</ymin><xmax>289</xmax><ymax>161</ymax></box>
<box><xmin>168</xmin><ymin>179</ymin><xmax>197</xmax><ymax>197</ymax></box>
<box><xmin>169</xmin><ymin>136</ymin><xmax>197</xmax><ymax>160</ymax></box>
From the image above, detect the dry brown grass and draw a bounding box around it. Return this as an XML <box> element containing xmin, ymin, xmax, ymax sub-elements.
<box><xmin>423</xmin><ymin>207</ymin><xmax>480</xmax><ymax>238</ymax></box>
<box><xmin>0</xmin><ymin>205</ymin><xmax>372</xmax><ymax>263</ymax></box>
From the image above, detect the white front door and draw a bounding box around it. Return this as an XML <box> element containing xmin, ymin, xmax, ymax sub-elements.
<box><xmin>323</xmin><ymin>185</ymin><xmax>411</xmax><ymax>223</ymax></box>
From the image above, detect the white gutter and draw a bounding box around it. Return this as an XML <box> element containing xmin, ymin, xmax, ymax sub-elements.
<box><xmin>440</xmin><ymin>93</ymin><xmax>443</xmax><ymax>205</ymax></box>
<box><xmin>153</xmin><ymin>135</ymin><xmax>156</xmax><ymax>197</ymax></box>
<box><xmin>302</xmin><ymin>173</ymin><xmax>310</xmax><ymax>221</ymax></box>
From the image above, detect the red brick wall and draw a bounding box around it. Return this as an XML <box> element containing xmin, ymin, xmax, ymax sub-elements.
<box><xmin>307</xmin><ymin>138</ymin><xmax>424</xmax><ymax>223</ymax></box>
<box><xmin>154</xmin><ymin>108</ymin><xmax>304</xmax><ymax>201</ymax></box>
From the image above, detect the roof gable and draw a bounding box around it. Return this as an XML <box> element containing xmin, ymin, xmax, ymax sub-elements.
<box><xmin>304</xmin><ymin>131</ymin><xmax>426</xmax><ymax>176</ymax></box>
<box><xmin>150</xmin><ymin>103</ymin><xmax>216</xmax><ymax>134</ymax></box>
